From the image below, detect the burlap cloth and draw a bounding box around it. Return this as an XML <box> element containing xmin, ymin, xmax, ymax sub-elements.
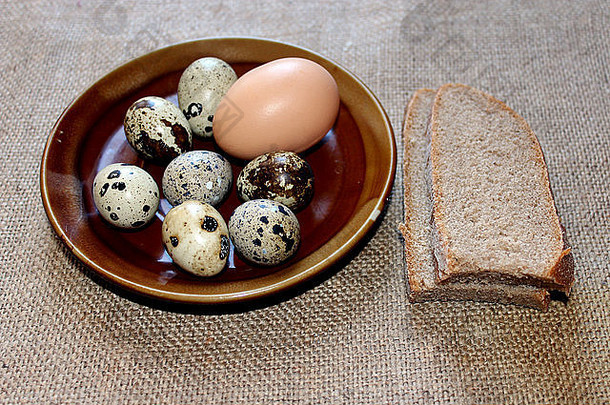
<box><xmin>1</xmin><ymin>1</ymin><xmax>608</xmax><ymax>403</ymax></box>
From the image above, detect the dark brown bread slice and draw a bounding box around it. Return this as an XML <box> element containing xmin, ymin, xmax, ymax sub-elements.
<box><xmin>398</xmin><ymin>89</ymin><xmax>550</xmax><ymax>310</ymax></box>
<box><xmin>428</xmin><ymin>84</ymin><xmax>574</xmax><ymax>293</ymax></box>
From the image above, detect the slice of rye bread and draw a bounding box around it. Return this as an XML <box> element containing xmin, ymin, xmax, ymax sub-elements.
<box><xmin>428</xmin><ymin>83</ymin><xmax>574</xmax><ymax>293</ymax></box>
<box><xmin>398</xmin><ymin>89</ymin><xmax>550</xmax><ymax>310</ymax></box>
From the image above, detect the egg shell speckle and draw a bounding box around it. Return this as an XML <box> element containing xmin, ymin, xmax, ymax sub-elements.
<box><xmin>229</xmin><ymin>199</ymin><xmax>300</xmax><ymax>266</ymax></box>
<box><xmin>162</xmin><ymin>201</ymin><xmax>230</xmax><ymax>277</ymax></box>
<box><xmin>237</xmin><ymin>151</ymin><xmax>314</xmax><ymax>212</ymax></box>
<box><xmin>124</xmin><ymin>96</ymin><xmax>192</xmax><ymax>163</ymax></box>
<box><xmin>92</xmin><ymin>163</ymin><xmax>160</xmax><ymax>229</ymax></box>
<box><xmin>178</xmin><ymin>57</ymin><xmax>237</xmax><ymax>139</ymax></box>
<box><xmin>162</xmin><ymin>150</ymin><xmax>233</xmax><ymax>207</ymax></box>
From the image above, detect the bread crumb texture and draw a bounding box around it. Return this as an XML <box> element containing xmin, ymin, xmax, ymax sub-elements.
<box><xmin>429</xmin><ymin>84</ymin><xmax>573</xmax><ymax>292</ymax></box>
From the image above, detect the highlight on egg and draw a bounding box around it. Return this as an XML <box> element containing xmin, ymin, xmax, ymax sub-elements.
<box><xmin>213</xmin><ymin>57</ymin><xmax>340</xmax><ymax>160</ymax></box>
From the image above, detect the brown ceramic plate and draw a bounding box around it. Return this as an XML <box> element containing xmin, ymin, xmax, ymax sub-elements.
<box><xmin>40</xmin><ymin>37</ymin><xmax>395</xmax><ymax>304</ymax></box>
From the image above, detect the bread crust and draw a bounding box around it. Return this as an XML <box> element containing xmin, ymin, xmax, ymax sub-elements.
<box><xmin>399</xmin><ymin>89</ymin><xmax>436</xmax><ymax>294</ymax></box>
<box><xmin>428</xmin><ymin>83</ymin><xmax>574</xmax><ymax>294</ymax></box>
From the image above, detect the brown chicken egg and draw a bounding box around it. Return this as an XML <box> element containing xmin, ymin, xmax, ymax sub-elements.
<box><xmin>213</xmin><ymin>57</ymin><xmax>339</xmax><ymax>160</ymax></box>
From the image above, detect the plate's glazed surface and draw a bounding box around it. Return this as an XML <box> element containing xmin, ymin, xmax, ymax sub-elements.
<box><xmin>40</xmin><ymin>37</ymin><xmax>396</xmax><ymax>304</ymax></box>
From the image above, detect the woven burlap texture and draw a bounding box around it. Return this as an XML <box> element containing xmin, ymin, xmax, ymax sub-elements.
<box><xmin>1</xmin><ymin>0</ymin><xmax>608</xmax><ymax>403</ymax></box>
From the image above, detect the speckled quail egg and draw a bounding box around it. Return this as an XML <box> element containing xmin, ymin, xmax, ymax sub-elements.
<box><xmin>124</xmin><ymin>96</ymin><xmax>192</xmax><ymax>163</ymax></box>
<box><xmin>237</xmin><ymin>151</ymin><xmax>314</xmax><ymax>212</ymax></box>
<box><xmin>92</xmin><ymin>163</ymin><xmax>160</xmax><ymax>229</ymax></box>
<box><xmin>178</xmin><ymin>57</ymin><xmax>237</xmax><ymax>139</ymax></box>
<box><xmin>162</xmin><ymin>200</ymin><xmax>230</xmax><ymax>277</ymax></box>
<box><xmin>162</xmin><ymin>150</ymin><xmax>233</xmax><ymax>207</ymax></box>
<box><xmin>228</xmin><ymin>199</ymin><xmax>300</xmax><ymax>266</ymax></box>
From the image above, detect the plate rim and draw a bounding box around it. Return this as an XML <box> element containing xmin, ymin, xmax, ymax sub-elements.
<box><xmin>40</xmin><ymin>36</ymin><xmax>396</xmax><ymax>304</ymax></box>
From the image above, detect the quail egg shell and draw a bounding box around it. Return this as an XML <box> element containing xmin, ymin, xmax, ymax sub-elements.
<box><xmin>228</xmin><ymin>199</ymin><xmax>300</xmax><ymax>266</ymax></box>
<box><xmin>162</xmin><ymin>200</ymin><xmax>230</xmax><ymax>277</ymax></box>
<box><xmin>162</xmin><ymin>150</ymin><xmax>233</xmax><ymax>207</ymax></box>
<box><xmin>124</xmin><ymin>96</ymin><xmax>192</xmax><ymax>163</ymax></box>
<box><xmin>178</xmin><ymin>57</ymin><xmax>237</xmax><ymax>139</ymax></box>
<box><xmin>237</xmin><ymin>151</ymin><xmax>314</xmax><ymax>212</ymax></box>
<box><xmin>92</xmin><ymin>163</ymin><xmax>160</xmax><ymax>229</ymax></box>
